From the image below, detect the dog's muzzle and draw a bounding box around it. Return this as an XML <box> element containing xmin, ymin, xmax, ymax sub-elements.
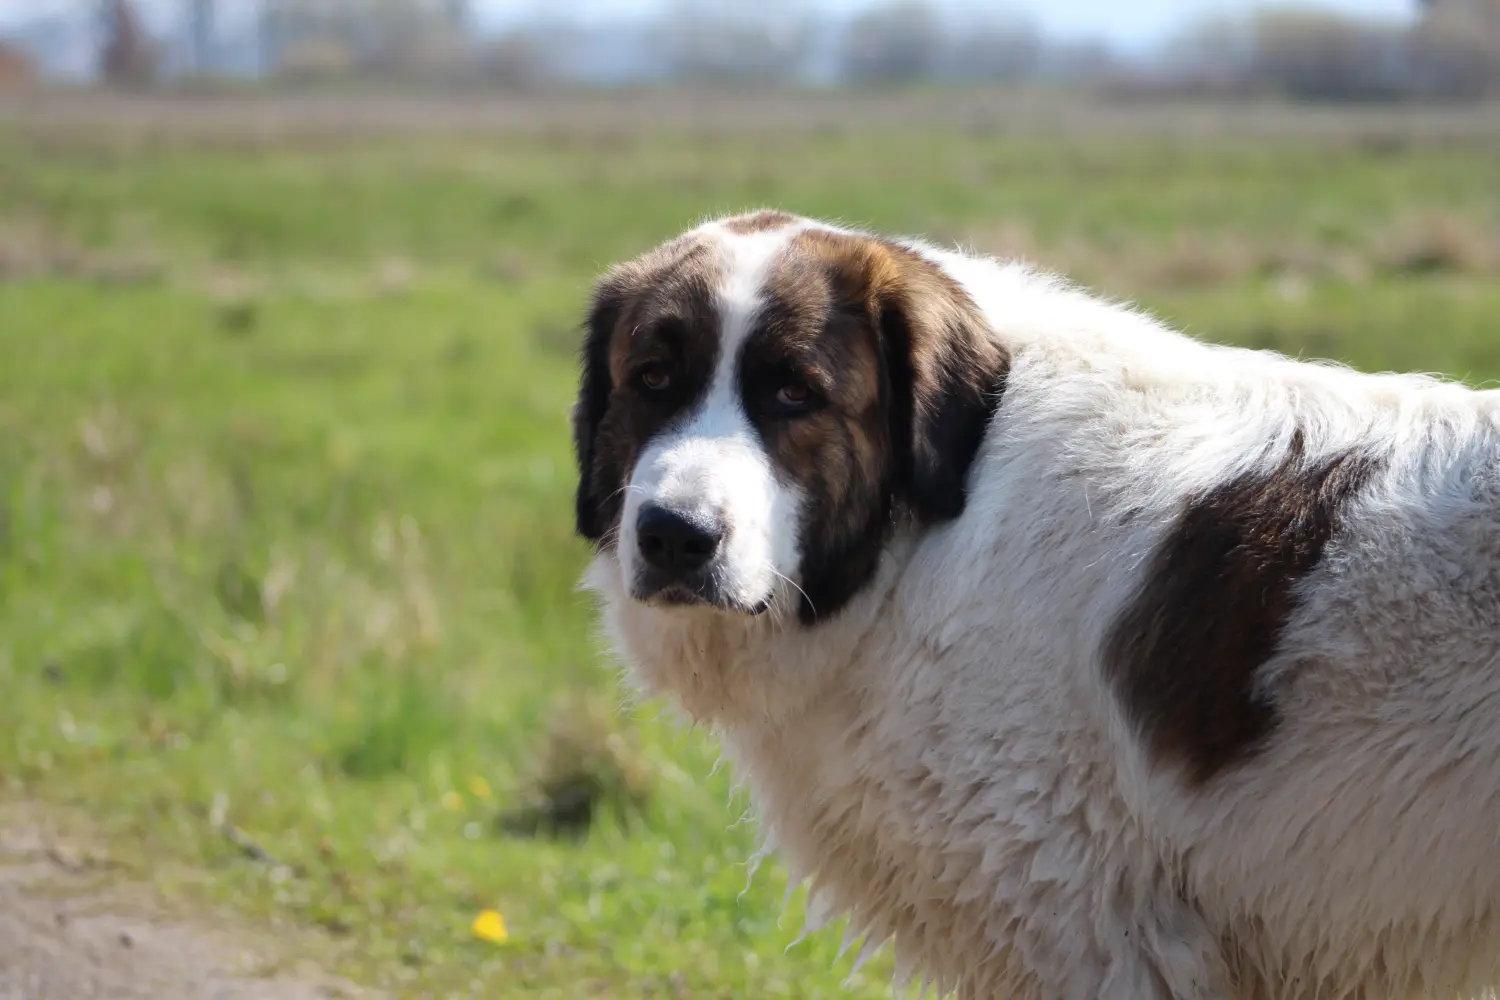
<box><xmin>631</xmin><ymin>502</ymin><xmax>765</xmax><ymax>614</ymax></box>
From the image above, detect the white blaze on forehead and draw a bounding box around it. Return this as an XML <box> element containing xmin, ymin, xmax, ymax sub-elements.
<box><xmin>617</xmin><ymin>223</ymin><xmax>808</xmax><ymax>609</ymax></box>
<box><xmin>716</xmin><ymin>227</ymin><xmax>799</xmax><ymax>347</ymax></box>
<box><xmin>704</xmin><ymin>225</ymin><xmax>802</xmax><ymax>420</ymax></box>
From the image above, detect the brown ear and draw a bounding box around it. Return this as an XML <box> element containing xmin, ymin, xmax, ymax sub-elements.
<box><xmin>876</xmin><ymin>251</ymin><xmax>1009</xmax><ymax>523</ymax></box>
<box><xmin>797</xmin><ymin>231</ymin><xmax>1009</xmax><ymax>526</ymax></box>
<box><xmin>573</xmin><ymin>283</ymin><xmax>621</xmax><ymax>543</ymax></box>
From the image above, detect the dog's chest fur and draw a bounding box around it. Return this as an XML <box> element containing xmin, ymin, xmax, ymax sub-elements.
<box><xmin>729</xmin><ymin>667</ymin><xmax>1135</xmax><ymax>997</ymax></box>
<box><xmin>608</xmin><ymin>516</ymin><xmax>1155</xmax><ymax>997</ymax></box>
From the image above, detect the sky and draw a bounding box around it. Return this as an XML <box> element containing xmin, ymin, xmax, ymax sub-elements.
<box><xmin>502</xmin><ymin>0</ymin><xmax>1419</xmax><ymax>48</ymax></box>
<box><xmin>1</xmin><ymin>0</ymin><xmax>1421</xmax><ymax>51</ymax></box>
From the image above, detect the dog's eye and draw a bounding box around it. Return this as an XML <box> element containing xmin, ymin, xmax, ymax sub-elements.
<box><xmin>638</xmin><ymin>365</ymin><xmax>673</xmax><ymax>394</ymax></box>
<box><xmin>770</xmin><ymin>379</ymin><xmax>820</xmax><ymax>414</ymax></box>
<box><xmin>776</xmin><ymin>383</ymin><xmax>810</xmax><ymax>407</ymax></box>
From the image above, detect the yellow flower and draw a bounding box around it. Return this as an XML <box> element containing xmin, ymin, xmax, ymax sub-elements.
<box><xmin>471</xmin><ymin>909</ymin><xmax>508</xmax><ymax>944</ymax></box>
<box><xmin>467</xmin><ymin>775</ymin><xmax>493</xmax><ymax>800</ymax></box>
<box><xmin>441</xmin><ymin>791</ymin><xmax>464</xmax><ymax>812</ymax></box>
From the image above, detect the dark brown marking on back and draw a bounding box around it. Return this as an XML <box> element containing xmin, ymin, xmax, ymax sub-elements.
<box><xmin>1103</xmin><ymin>432</ymin><xmax>1382</xmax><ymax>784</ymax></box>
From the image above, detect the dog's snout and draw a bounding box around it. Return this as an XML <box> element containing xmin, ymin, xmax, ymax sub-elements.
<box><xmin>637</xmin><ymin>503</ymin><xmax>724</xmax><ymax>575</ymax></box>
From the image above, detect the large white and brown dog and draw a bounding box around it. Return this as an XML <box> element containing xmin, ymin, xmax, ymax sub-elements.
<box><xmin>570</xmin><ymin>210</ymin><xmax>1500</xmax><ymax>999</ymax></box>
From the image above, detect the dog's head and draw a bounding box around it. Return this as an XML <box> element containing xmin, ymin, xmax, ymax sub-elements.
<box><xmin>572</xmin><ymin>211</ymin><xmax>1008</xmax><ymax>624</ymax></box>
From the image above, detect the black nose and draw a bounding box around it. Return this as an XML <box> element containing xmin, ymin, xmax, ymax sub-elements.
<box><xmin>637</xmin><ymin>504</ymin><xmax>723</xmax><ymax>574</ymax></box>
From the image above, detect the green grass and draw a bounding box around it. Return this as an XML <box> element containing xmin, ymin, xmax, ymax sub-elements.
<box><xmin>0</xmin><ymin>107</ymin><xmax>1497</xmax><ymax>997</ymax></box>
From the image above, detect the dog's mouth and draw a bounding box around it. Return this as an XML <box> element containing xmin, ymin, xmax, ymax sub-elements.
<box><xmin>634</xmin><ymin>579</ymin><xmax>769</xmax><ymax>617</ymax></box>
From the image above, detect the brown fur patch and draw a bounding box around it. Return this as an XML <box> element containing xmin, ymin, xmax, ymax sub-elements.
<box><xmin>1103</xmin><ymin>432</ymin><xmax>1382</xmax><ymax>783</ymax></box>
<box><xmin>719</xmin><ymin>210</ymin><xmax>799</xmax><ymax>235</ymax></box>
<box><xmin>791</xmin><ymin>230</ymin><xmax>1011</xmax><ymax>521</ymax></box>
<box><xmin>573</xmin><ymin>237</ymin><xmax>722</xmax><ymax>542</ymax></box>
<box><xmin>736</xmin><ymin>229</ymin><xmax>1009</xmax><ymax>620</ymax></box>
<box><xmin>744</xmin><ymin>251</ymin><xmax>892</xmax><ymax>619</ymax></box>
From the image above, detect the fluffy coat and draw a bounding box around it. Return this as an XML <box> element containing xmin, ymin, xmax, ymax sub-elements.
<box><xmin>577</xmin><ymin>213</ymin><xmax>1500</xmax><ymax>999</ymax></box>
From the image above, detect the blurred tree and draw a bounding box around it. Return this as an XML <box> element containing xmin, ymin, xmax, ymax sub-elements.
<box><xmin>98</xmin><ymin>0</ymin><xmax>158</xmax><ymax>86</ymax></box>
<box><xmin>1246</xmin><ymin>9</ymin><xmax>1409</xmax><ymax>101</ymax></box>
<box><xmin>258</xmin><ymin>0</ymin><xmax>283</xmax><ymax>73</ymax></box>
<box><xmin>187</xmin><ymin>0</ymin><xmax>214</xmax><ymax>74</ymax></box>
<box><xmin>1415</xmin><ymin>0</ymin><xmax>1500</xmax><ymax>97</ymax></box>
<box><xmin>443</xmin><ymin>0</ymin><xmax>469</xmax><ymax>31</ymax></box>
<box><xmin>944</xmin><ymin>16</ymin><xmax>1044</xmax><ymax>82</ymax></box>
<box><xmin>841</xmin><ymin>1</ymin><xmax>943</xmax><ymax>84</ymax></box>
<box><xmin>1166</xmin><ymin>5</ymin><xmax>1498</xmax><ymax>102</ymax></box>
<box><xmin>262</xmin><ymin>0</ymin><xmax>353</xmax><ymax>80</ymax></box>
<box><xmin>657</xmin><ymin>0</ymin><xmax>814</xmax><ymax>85</ymax></box>
<box><xmin>1420</xmin><ymin>0</ymin><xmax>1500</xmax><ymax>38</ymax></box>
<box><xmin>477</xmin><ymin>30</ymin><xmax>551</xmax><ymax>89</ymax></box>
<box><xmin>1164</xmin><ymin>14</ymin><xmax>1254</xmax><ymax>78</ymax></box>
<box><xmin>265</xmin><ymin>0</ymin><xmax>472</xmax><ymax>81</ymax></box>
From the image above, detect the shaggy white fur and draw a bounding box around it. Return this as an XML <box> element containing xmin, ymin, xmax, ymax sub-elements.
<box><xmin>580</xmin><ymin>213</ymin><xmax>1500</xmax><ymax>1000</ymax></box>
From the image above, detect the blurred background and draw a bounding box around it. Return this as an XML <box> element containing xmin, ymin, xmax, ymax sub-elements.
<box><xmin>0</xmin><ymin>2</ymin><xmax>1496</xmax><ymax>998</ymax></box>
<box><xmin>3</xmin><ymin>0</ymin><xmax>1499</xmax><ymax>97</ymax></box>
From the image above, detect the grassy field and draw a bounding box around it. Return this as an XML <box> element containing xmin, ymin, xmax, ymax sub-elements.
<box><xmin>1</xmin><ymin>94</ymin><xmax>1498</xmax><ymax>998</ymax></box>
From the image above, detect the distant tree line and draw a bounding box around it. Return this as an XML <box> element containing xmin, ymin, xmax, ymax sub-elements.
<box><xmin>98</xmin><ymin>0</ymin><xmax>157</xmax><ymax>86</ymax></box>
<box><xmin>1158</xmin><ymin>3</ymin><xmax>1500</xmax><ymax>101</ymax></box>
<box><xmin>77</xmin><ymin>0</ymin><xmax>1500</xmax><ymax>101</ymax></box>
<box><xmin>91</xmin><ymin>0</ymin><xmax>471</xmax><ymax>84</ymax></box>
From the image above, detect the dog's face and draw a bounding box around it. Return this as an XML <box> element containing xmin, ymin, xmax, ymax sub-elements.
<box><xmin>573</xmin><ymin>212</ymin><xmax>1008</xmax><ymax>624</ymax></box>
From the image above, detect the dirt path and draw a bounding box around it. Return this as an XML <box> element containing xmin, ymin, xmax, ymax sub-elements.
<box><xmin>0</xmin><ymin>807</ymin><xmax>376</xmax><ymax>1000</ymax></box>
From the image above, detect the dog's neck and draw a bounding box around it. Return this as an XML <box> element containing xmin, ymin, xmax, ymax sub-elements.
<box><xmin>585</xmin><ymin>529</ymin><xmax>918</xmax><ymax>732</ymax></box>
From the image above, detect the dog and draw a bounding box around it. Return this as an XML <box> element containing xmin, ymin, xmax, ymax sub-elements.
<box><xmin>570</xmin><ymin>209</ymin><xmax>1500</xmax><ymax>999</ymax></box>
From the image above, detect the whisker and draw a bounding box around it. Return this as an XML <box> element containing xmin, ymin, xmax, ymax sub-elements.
<box><xmin>770</xmin><ymin>569</ymin><xmax>815</xmax><ymax>622</ymax></box>
<box><xmin>765</xmin><ymin>589</ymin><xmax>788</xmax><ymax>633</ymax></box>
<box><xmin>602</xmin><ymin>483</ymin><xmax>647</xmax><ymax>507</ymax></box>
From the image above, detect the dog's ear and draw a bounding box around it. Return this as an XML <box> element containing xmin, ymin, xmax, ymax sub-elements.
<box><xmin>877</xmin><ymin>255</ymin><xmax>1009</xmax><ymax>524</ymax></box>
<box><xmin>573</xmin><ymin>283</ymin><xmax>621</xmax><ymax>543</ymax></box>
<box><xmin>798</xmin><ymin>231</ymin><xmax>1008</xmax><ymax>526</ymax></box>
